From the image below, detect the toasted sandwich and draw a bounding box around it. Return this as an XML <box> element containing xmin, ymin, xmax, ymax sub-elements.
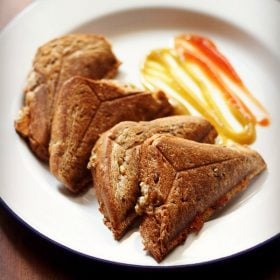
<box><xmin>15</xmin><ymin>34</ymin><xmax>120</xmax><ymax>161</ymax></box>
<box><xmin>89</xmin><ymin>116</ymin><xmax>217</xmax><ymax>240</ymax></box>
<box><xmin>50</xmin><ymin>77</ymin><xmax>173</xmax><ymax>192</ymax></box>
<box><xmin>137</xmin><ymin>135</ymin><xmax>266</xmax><ymax>262</ymax></box>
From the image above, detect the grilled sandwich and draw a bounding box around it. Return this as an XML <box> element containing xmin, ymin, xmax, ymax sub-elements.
<box><xmin>137</xmin><ymin>135</ymin><xmax>266</xmax><ymax>262</ymax></box>
<box><xmin>89</xmin><ymin>116</ymin><xmax>217</xmax><ymax>239</ymax></box>
<box><xmin>50</xmin><ymin>77</ymin><xmax>173</xmax><ymax>192</ymax></box>
<box><xmin>15</xmin><ymin>34</ymin><xmax>120</xmax><ymax>161</ymax></box>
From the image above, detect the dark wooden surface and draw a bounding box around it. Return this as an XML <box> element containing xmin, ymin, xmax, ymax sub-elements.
<box><xmin>0</xmin><ymin>202</ymin><xmax>279</xmax><ymax>278</ymax></box>
<box><xmin>1</xmin><ymin>1</ymin><xmax>280</xmax><ymax>278</ymax></box>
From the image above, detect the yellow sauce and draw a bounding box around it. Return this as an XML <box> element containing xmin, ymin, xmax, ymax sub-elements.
<box><xmin>140</xmin><ymin>35</ymin><xmax>270</xmax><ymax>144</ymax></box>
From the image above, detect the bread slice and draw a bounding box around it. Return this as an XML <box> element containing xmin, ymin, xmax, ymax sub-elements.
<box><xmin>15</xmin><ymin>34</ymin><xmax>120</xmax><ymax>161</ymax></box>
<box><xmin>89</xmin><ymin>116</ymin><xmax>217</xmax><ymax>240</ymax></box>
<box><xmin>137</xmin><ymin>135</ymin><xmax>266</xmax><ymax>262</ymax></box>
<box><xmin>49</xmin><ymin>77</ymin><xmax>173</xmax><ymax>192</ymax></box>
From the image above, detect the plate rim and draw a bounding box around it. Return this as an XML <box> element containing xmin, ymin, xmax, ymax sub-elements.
<box><xmin>0</xmin><ymin>0</ymin><xmax>280</xmax><ymax>267</ymax></box>
<box><xmin>1</xmin><ymin>197</ymin><xmax>279</xmax><ymax>269</ymax></box>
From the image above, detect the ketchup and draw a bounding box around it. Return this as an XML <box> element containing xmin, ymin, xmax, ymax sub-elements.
<box><xmin>140</xmin><ymin>34</ymin><xmax>270</xmax><ymax>144</ymax></box>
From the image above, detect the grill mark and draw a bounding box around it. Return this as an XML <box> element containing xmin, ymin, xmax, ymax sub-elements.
<box><xmin>72</xmin><ymin>90</ymin><xmax>145</xmax><ymax>156</ymax></box>
<box><xmin>155</xmin><ymin>142</ymin><xmax>240</xmax><ymax>172</ymax></box>
<box><xmin>67</xmin><ymin>102</ymin><xmax>101</xmax><ymax>160</ymax></box>
<box><xmin>154</xmin><ymin>145</ymin><xmax>241</xmax><ymax>204</ymax></box>
<box><xmin>49</xmin><ymin>56</ymin><xmax>64</xmax><ymax>125</ymax></box>
<box><xmin>176</xmin><ymin>157</ymin><xmax>240</xmax><ymax>173</ymax></box>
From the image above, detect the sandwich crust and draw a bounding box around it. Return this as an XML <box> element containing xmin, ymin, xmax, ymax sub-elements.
<box><xmin>50</xmin><ymin>77</ymin><xmax>173</xmax><ymax>192</ymax></box>
<box><xmin>138</xmin><ymin>135</ymin><xmax>266</xmax><ymax>262</ymax></box>
<box><xmin>15</xmin><ymin>34</ymin><xmax>120</xmax><ymax>161</ymax></box>
<box><xmin>90</xmin><ymin>116</ymin><xmax>217</xmax><ymax>239</ymax></box>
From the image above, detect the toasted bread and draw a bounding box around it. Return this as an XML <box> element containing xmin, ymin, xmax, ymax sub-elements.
<box><xmin>137</xmin><ymin>135</ymin><xmax>266</xmax><ymax>262</ymax></box>
<box><xmin>50</xmin><ymin>77</ymin><xmax>173</xmax><ymax>192</ymax></box>
<box><xmin>89</xmin><ymin>116</ymin><xmax>217</xmax><ymax>240</ymax></box>
<box><xmin>15</xmin><ymin>34</ymin><xmax>120</xmax><ymax>161</ymax></box>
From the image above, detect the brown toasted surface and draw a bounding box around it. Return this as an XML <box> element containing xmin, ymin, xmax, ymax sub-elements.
<box><xmin>138</xmin><ymin>135</ymin><xmax>266</xmax><ymax>262</ymax></box>
<box><xmin>50</xmin><ymin>77</ymin><xmax>173</xmax><ymax>192</ymax></box>
<box><xmin>15</xmin><ymin>34</ymin><xmax>120</xmax><ymax>161</ymax></box>
<box><xmin>90</xmin><ymin>116</ymin><xmax>217</xmax><ymax>240</ymax></box>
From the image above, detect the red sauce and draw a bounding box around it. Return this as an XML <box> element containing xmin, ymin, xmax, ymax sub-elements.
<box><xmin>141</xmin><ymin>34</ymin><xmax>270</xmax><ymax>144</ymax></box>
<box><xmin>175</xmin><ymin>35</ymin><xmax>270</xmax><ymax>126</ymax></box>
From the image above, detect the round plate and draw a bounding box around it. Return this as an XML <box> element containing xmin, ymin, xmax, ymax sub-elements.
<box><xmin>0</xmin><ymin>0</ymin><xmax>279</xmax><ymax>267</ymax></box>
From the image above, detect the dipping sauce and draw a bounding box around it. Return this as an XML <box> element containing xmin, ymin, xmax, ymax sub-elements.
<box><xmin>141</xmin><ymin>34</ymin><xmax>270</xmax><ymax>144</ymax></box>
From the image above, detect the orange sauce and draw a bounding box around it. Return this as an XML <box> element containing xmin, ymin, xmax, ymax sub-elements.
<box><xmin>140</xmin><ymin>35</ymin><xmax>270</xmax><ymax>144</ymax></box>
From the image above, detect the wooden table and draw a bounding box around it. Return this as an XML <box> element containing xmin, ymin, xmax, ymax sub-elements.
<box><xmin>1</xmin><ymin>1</ymin><xmax>280</xmax><ymax>278</ymax></box>
<box><xmin>1</xmin><ymin>202</ymin><xmax>280</xmax><ymax>277</ymax></box>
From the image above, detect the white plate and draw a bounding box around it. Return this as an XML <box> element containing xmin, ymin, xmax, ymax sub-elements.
<box><xmin>0</xmin><ymin>0</ymin><xmax>279</xmax><ymax>267</ymax></box>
